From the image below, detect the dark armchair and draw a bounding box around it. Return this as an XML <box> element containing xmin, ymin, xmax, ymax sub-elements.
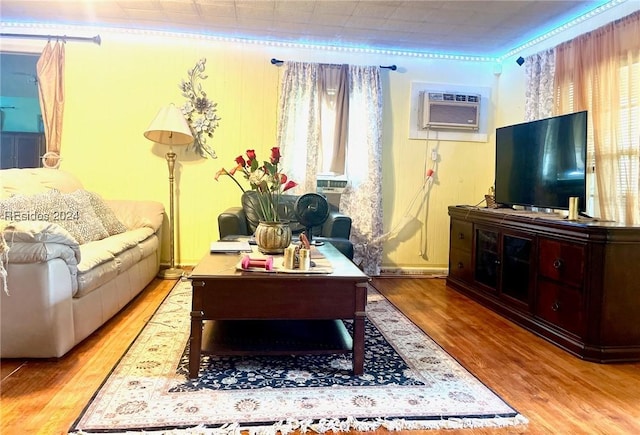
<box><xmin>218</xmin><ymin>191</ymin><xmax>354</xmax><ymax>260</ymax></box>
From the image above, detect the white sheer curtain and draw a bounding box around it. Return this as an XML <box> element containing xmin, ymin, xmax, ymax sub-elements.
<box><xmin>277</xmin><ymin>62</ymin><xmax>384</xmax><ymax>275</ymax></box>
<box><xmin>277</xmin><ymin>62</ymin><xmax>320</xmax><ymax>194</ymax></box>
<box><xmin>524</xmin><ymin>49</ymin><xmax>555</xmax><ymax>121</ymax></box>
<box><xmin>339</xmin><ymin>65</ymin><xmax>384</xmax><ymax>276</ymax></box>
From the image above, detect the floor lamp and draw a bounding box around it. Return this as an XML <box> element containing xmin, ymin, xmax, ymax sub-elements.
<box><xmin>144</xmin><ymin>104</ymin><xmax>194</xmax><ymax>279</ymax></box>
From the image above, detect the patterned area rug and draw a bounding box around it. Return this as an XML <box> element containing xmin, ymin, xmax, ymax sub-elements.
<box><xmin>70</xmin><ymin>279</ymin><xmax>527</xmax><ymax>434</ymax></box>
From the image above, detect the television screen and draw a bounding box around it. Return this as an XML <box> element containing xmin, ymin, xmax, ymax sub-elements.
<box><xmin>495</xmin><ymin>111</ymin><xmax>587</xmax><ymax>212</ymax></box>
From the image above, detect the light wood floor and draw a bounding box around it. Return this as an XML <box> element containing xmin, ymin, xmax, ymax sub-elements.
<box><xmin>2</xmin><ymin>276</ymin><xmax>639</xmax><ymax>435</ymax></box>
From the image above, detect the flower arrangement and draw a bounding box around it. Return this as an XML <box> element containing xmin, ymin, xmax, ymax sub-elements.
<box><xmin>179</xmin><ymin>58</ymin><xmax>221</xmax><ymax>159</ymax></box>
<box><xmin>215</xmin><ymin>147</ymin><xmax>297</xmax><ymax>222</ymax></box>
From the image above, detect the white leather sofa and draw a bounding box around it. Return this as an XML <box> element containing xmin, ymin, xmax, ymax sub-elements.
<box><xmin>0</xmin><ymin>168</ymin><xmax>164</xmax><ymax>358</ymax></box>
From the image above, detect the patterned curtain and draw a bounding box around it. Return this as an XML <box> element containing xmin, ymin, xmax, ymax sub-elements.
<box><xmin>36</xmin><ymin>40</ymin><xmax>65</xmax><ymax>168</ymax></box>
<box><xmin>339</xmin><ymin>65</ymin><xmax>383</xmax><ymax>276</ymax></box>
<box><xmin>524</xmin><ymin>49</ymin><xmax>555</xmax><ymax>121</ymax></box>
<box><xmin>277</xmin><ymin>62</ymin><xmax>320</xmax><ymax>194</ymax></box>
<box><xmin>277</xmin><ymin>63</ymin><xmax>384</xmax><ymax>275</ymax></box>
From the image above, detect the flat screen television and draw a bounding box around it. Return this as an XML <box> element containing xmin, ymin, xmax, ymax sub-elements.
<box><xmin>495</xmin><ymin>111</ymin><xmax>587</xmax><ymax>212</ymax></box>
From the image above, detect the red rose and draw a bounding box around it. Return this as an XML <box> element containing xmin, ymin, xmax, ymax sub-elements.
<box><xmin>270</xmin><ymin>147</ymin><xmax>281</xmax><ymax>164</ymax></box>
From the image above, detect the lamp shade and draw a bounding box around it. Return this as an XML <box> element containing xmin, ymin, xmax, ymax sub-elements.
<box><xmin>144</xmin><ymin>104</ymin><xmax>193</xmax><ymax>146</ymax></box>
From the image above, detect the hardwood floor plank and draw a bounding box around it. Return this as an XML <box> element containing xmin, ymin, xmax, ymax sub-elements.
<box><xmin>2</xmin><ymin>276</ymin><xmax>639</xmax><ymax>434</ymax></box>
<box><xmin>373</xmin><ymin>277</ymin><xmax>640</xmax><ymax>435</ymax></box>
<box><xmin>1</xmin><ymin>278</ymin><xmax>175</xmax><ymax>435</ymax></box>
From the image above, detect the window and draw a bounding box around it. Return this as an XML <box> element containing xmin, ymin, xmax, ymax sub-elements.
<box><xmin>583</xmin><ymin>59</ymin><xmax>640</xmax><ymax>220</ymax></box>
<box><xmin>317</xmin><ymin>64</ymin><xmax>348</xmax><ymax>179</ymax></box>
<box><xmin>0</xmin><ymin>53</ymin><xmax>44</xmax><ymax>168</ymax></box>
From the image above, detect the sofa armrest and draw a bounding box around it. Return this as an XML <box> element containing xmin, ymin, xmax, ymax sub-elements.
<box><xmin>1</xmin><ymin>259</ymin><xmax>76</xmax><ymax>358</ymax></box>
<box><xmin>218</xmin><ymin>207</ymin><xmax>250</xmax><ymax>239</ymax></box>
<box><xmin>2</xmin><ymin>221</ymin><xmax>81</xmax><ymax>295</ymax></box>
<box><xmin>322</xmin><ymin>210</ymin><xmax>352</xmax><ymax>239</ymax></box>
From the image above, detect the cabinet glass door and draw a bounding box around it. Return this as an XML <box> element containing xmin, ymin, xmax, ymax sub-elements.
<box><xmin>475</xmin><ymin>229</ymin><xmax>499</xmax><ymax>290</ymax></box>
<box><xmin>501</xmin><ymin>235</ymin><xmax>532</xmax><ymax>304</ymax></box>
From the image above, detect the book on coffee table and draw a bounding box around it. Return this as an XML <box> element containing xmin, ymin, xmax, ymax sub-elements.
<box><xmin>210</xmin><ymin>241</ymin><xmax>252</xmax><ymax>253</ymax></box>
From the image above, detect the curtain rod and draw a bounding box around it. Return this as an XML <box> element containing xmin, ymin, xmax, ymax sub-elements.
<box><xmin>270</xmin><ymin>58</ymin><xmax>396</xmax><ymax>70</ymax></box>
<box><xmin>0</xmin><ymin>33</ymin><xmax>101</xmax><ymax>45</ymax></box>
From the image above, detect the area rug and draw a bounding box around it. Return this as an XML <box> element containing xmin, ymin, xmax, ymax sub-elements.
<box><xmin>70</xmin><ymin>279</ymin><xmax>527</xmax><ymax>434</ymax></box>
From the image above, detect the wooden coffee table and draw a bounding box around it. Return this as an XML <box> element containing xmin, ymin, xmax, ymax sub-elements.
<box><xmin>187</xmin><ymin>243</ymin><xmax>369</xmax><ymax>379</ymax></box>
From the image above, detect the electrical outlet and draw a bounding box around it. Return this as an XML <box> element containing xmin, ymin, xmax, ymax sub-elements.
<box><xmin>431</xmin><ymin>149</ymin><xmax>438</xmax><ymax>161</ymax></box>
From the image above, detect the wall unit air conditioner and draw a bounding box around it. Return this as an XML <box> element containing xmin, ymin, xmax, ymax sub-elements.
<box><xmin>420</xmin><ymin>91</ymin><xmax>480</xmax><ymax>130</ymax></box>
<box><xmin>316</xmin><ymin>178</ymin><xmax>348</xmax><ymax>209</ymax></box>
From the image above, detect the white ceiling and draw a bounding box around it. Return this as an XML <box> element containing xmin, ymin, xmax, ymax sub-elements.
<box><xmin>0</xmin><ymin>1</ymin><xmax>611</xmax><ymax>57</ymax></box>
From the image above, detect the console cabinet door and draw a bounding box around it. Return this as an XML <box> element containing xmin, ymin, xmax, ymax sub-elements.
<box><xmin>537</xmin><ymin>280</ymin><xmax>585</xmax><ymax>337</ymax></box>
<box><xmin>501</xmin><ymin>234</ymin><xmax>534</xmax><ymax>307</ymax></box>
<box><xmin>538</xmin><ymin>238</ymin><xmax>585</xmax><ymax>288</ymax></box>
<box><xmin>474</xmin><ymin>226</ymin><xmax>533</xmax><ymax>309</ymax></box>
<box><xmin>475</xmin><ymin>228</ymin><xmax>500</xmax><ymax>295</ymax></box>
<box><xmin>448</xmin><ymin>219</ymin><xmax>473</xmax><ymax>284</ymax></box>
<box><xmin>536</xmin><ymin>237</ymin><xmax>587</xmax><ymax>337</ymax></box>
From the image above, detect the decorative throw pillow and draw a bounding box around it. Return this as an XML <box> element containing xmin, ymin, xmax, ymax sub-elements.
<box><xmin>0</xmin><ymin>192</ymin><xmax>45</xmax><ymax>223</ymax></box>
<box><xmin>0</xmin><ymin>189</ymin><xmax>70</xmax><ymax>224</ymax></box>
<box><xmin>0</xmin><ymin>189</ymin><xmax>88</xmax><ymax>243</ymax></box>
<box><xmin>85</xmin><ymin>191</ymin><xmax>128</xmax><ymax>236</ymax></box>
<box><xmin>60</xmin><ymin>190</ymin><xmax>110</xmax><ymax>243</ymax></box>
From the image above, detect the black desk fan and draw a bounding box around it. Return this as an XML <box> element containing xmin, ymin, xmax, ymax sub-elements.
<box><xmin>294</xmin><ymin>193</ymin><xmax>330</xmax><ymax>245</ymax></box>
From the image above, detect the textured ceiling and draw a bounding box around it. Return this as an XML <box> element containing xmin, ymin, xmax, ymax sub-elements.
<box><xmin>0</xmin><ymin>0</ymin><xmax>609</xmax><ymax>57</ymax></box>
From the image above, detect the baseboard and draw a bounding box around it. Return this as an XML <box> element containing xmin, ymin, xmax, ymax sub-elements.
<box><xmin>378</xmin><ymin>267</ymin><xmax>448</xmax><ymax>278</ymax></box>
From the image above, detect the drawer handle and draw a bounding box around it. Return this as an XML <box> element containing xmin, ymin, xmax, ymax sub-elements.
<box><xmin>553</xmin><ymin>259</ymin><xmax>563</xmax><ymax>270</ymax></box>
<box><xmin>551</xmin><ymin>301</ymin><xmax>560</xmax><ymax>312</ymax></box>
<box><xmin>458</xmin><ymin>233</ymin><xmax>465</xmax><ymax>240</ymax></box>
<box><xmin>457</xmin><ymin>262</ymin><xmax>464</xmax><ymax>269</ymax></box>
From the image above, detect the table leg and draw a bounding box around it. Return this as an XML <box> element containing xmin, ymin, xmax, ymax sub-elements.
<box><xmin>189</xmin><ymin>310</ymin><xmax>203</xmax><ymax>379</ymax></box>
<box><xmin>352</xmin><ymin>282</ymin><xmax>368</xmax><ymax>375</ymax></box>
<box><xmin>353</xmin><ymin>311</ymin><xmax>365</xmax><ymax>375</ymax></box>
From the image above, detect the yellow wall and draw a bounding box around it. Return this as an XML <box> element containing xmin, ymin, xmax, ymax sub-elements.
<box><xmin>4</xmin><ymin>1</ymin><xmax>635</xmax><ymax>270</ymax></box>
<box><xmin>43</xmin><ymin>32</ymin><xmax>502</xmax><ymax>269</ymax></box>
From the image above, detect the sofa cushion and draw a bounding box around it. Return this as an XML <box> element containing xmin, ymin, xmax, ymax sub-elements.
<box><xmin>0</xmin><ymin>168</ymin><xmax>83</xmax><ymax>198</ymax></box>
<box><xmin>75</xmin><ymin>259</ymin><xmax>119</xmax><ymax>298</ymax></box>
<box><xmin>76</xmin><ymin>227</ymin><xmax>156</xmax><ymax>297</ymax></box>
<box><xmin>106</xmin><ymin>200</ymin><xmax>164</xmax><ymax>232</ymax></box>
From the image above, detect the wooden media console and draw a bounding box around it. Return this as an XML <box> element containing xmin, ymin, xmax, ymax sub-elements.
<box><xmin>447</xmin><ymin>205</ymin><xmax>640</xmax><ymax>363</ymax></box>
